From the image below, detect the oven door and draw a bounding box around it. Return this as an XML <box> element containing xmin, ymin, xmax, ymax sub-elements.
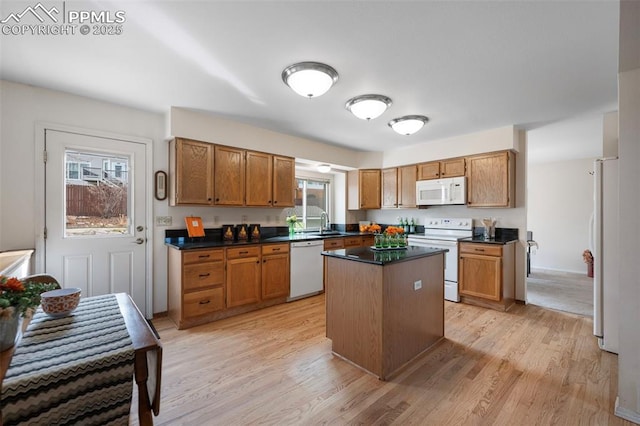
<box><xmin>408</xmin><ymin>237</ymin><xmax>460</xmax><ymax>302</ymax></box>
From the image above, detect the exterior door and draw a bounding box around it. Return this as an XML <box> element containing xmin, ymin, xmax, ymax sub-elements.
<box><xmin>44</xmin><ymin>129</ymin><xmax>148</xmax><ymax>314</ymax></box>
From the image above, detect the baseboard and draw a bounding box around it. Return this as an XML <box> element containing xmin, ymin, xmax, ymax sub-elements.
<box><xmin>615</xmin><ymin>396</ymin><xmax>640</xmax><ymax>423</ymax></box>
<box><xmin>529</xmin><ymin>267</ymin><xmax>585</xmax><ymax>275</ymax></box>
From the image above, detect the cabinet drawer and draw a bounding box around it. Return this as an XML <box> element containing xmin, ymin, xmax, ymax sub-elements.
<box><xmin>227</xmin><ymin>246</ymin><xmax>261</xmax><ymax>259</ymax></box>
<box><xmin>183</xmin><ymin>287</ymin><xmax>224</xmax><ymax>318</ymax></box>
<box><xmin>262</xmin><ymin>243</ymin><xmax>290</xmax><ymax>255</ymax></box>
<box><xmin>343</xmin><ymin>236</ymin><xmax>362</xmax><ymax>247</ymax></box>
<box><xmin>324</xmin><ymin>238</ymin><xmax>344</xmax><ymax>250</ymax></box>
<box><xmin>460</xmin><ymin>243</ymin><xmax>502</xmax><ymax>257</ymax></box>
<box><xmin>183</xmin><ymin>249</ymin><xmax>224</xmax><ymax>264</ymax></box>
<box><xmin>184</xmin><ymin>262</ymin><xmax>224</xmax><ymax>291</ymax></box>
<box><xmin>361</xmin><ymin>235</ymin><xmax>375</xmax><ymax>247</ymax></box>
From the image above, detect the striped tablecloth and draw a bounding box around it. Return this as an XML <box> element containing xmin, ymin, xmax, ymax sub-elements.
<box><xmin>1</xmin><ymin>294</ymin><xmax>135</xmax><ymax>425</ymax></box>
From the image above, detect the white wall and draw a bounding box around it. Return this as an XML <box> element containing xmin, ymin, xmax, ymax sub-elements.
<box><xmin>527</xmin><ymin>158</ymin><xmax>594</xmax><ymax>273</ymax></box>
<box><xmin>0</xmin><ymin>80</ymin><xmax>167</xmax><ymax>313</ymax></box>
<box><xmin>616</xmin><ymin>0</ymin><xmax>640</xmax><ymax>417</ymax></box>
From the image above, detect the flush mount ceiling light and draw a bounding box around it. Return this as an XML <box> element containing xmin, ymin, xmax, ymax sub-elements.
<box><xmin>317</xmin><ymin>164</ymin><xmax>331</xmax><ymax>173</ymax></box>
<box><xmin>388</xmin><ymin>115</ymin><xmax>429</xmax><ymax>135</ymax></box>
<box><xmin>345</xmin><ymin>94</ymin><xmax>392</xmax><ymax>120</ymax></box>
<box><xmin>282</xmin><ymin>62</ymin><xmax>339</xmax><ymax>98</ymax></box>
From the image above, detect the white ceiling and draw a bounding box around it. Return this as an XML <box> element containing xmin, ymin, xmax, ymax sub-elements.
<box><xmin>0</xmin><ymin>1</ymin><xmax>619</xmax><ymax>158</ymax></box>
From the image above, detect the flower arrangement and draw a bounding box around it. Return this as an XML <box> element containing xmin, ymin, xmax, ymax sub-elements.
<box><xmin>384</xmin><ymin>225</ymin><xmax>405</xmax><ymax>236</ymax></box>
<box><xmin>285</xmin><ymin>214</ymin><xmax>298</xmax><ymax>225</ymax></box>
<box><xmin>360</xmin><ymin>223</ymin><xmax>381</xmax><ymax>234</ymax></box>
<box><xmin>583</xmin><ymin>249</ymin><xmax>594</xmax><ymax>264</ymax></box>
<box><xmin>0</xmin><ymin>276</ymin><xmax>58</xmax><ymax>318</ymax></box>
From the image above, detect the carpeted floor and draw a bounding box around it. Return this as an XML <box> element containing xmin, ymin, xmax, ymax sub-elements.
<box><xmin>526</xmin><ymin>269</ymin><xmax>593</xmax><ymax>317</ymax></box>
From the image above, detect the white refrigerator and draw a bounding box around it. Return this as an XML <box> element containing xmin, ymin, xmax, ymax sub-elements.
<box><xmin>592</xmin><ymin>158</ymin><xmax>619</xmax><ymax>354</ymax></box>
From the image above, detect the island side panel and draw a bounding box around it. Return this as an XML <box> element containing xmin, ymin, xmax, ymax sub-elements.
<box><xmin>325</xmin><ymin>256</ymin><xmax>384</xmax><ymax>377</ymax></box>
<box><xmin>382</xmin><ymin>253</ymin><xmax>445</xmax><ymax>379</ymax></box>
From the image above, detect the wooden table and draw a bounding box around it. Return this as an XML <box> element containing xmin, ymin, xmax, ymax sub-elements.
<box><xmin>0</xmin><ymin>293</ymin><xmax>162</xmax><ymax>425</ymax></box>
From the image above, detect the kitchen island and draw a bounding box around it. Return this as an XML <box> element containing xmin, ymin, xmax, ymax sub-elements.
<box><xmin>322</xmin><ymin>246</ymin><xmax>446</xmax><ymax>380</ymax></box>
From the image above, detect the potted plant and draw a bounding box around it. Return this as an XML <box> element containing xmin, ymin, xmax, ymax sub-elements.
<box><xmin>0</xmin><ymin>276</ymin><xmax>58</xmax><ymax>351</ymax></box>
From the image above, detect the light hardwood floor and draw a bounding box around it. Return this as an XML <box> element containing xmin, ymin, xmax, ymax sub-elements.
<box><xmin>131</xmin><ymin>295</ymin><xmax>630</xmax><ymax>425</ymax></box>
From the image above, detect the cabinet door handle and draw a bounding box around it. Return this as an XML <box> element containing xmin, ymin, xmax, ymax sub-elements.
<box><xmin>239</xmin><ymin>251</ymin><xmax>248</xmax><ymax>255</ymax></box>
<box><xmin>198</xmin><ymin>254</ymin><xmax>210</xmax><ymax>258</ymax></box>
<box><xmin>273</xmin><ymin>200</ymin><xmax>278</xmax><ymax>204</ymax></box>
<box><xmin>199</xmin><ymin>299</ymin><xmax>211</xmax><ymax>305</ymax></box>
<box><xmin>273</xmin><ymin>248</ymin><xmax>280</xmax><ymax>251</ymax></box>
<box><xmin>199</xmin><ymin>273</ymin><xmax>210</xmax><ymax>278</ymax></box>
<box><xmin>474</xmin><ymin>248</ymin><xmax>485</xmax><ymax>252</ymax></box>
<box><xmin>256</xmin><ymin>260</ymin><xmax>260</xmax><ymax>264</ymax></box>
<box><xmin>215</xmin><ymin>198</ymin><xmax>219</xmax><ymax>202</ymax></box>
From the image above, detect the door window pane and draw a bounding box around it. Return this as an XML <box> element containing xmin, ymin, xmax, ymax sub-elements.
<box><xmin>64</xmin><ymin>150</ymin><xmax>130</xmax><ymax>237</ymax></box>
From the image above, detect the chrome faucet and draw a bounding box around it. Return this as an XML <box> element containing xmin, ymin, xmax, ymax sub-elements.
<box><xmin>320</xmin><ymin>211</ymin><xmax>330</xmax><ymax>233</ymax></box>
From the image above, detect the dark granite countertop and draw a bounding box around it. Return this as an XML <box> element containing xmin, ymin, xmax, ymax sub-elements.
<box><xmin>461</xmin><ymin>235</ymin><xmax>519</xmax><ymax>245</ymax></box>
<box><xmin>462</xmin><ymin>227</ymin><xmax>519</xmax><ymax>245</ymax></box>
<box><xmin>321</xmin><ymin>246</ymin><xmax>447</xmax><ymax>266</ymax></box>
<box><xmin>165</xmin><ymin>231</ymin><xmax>375</xmax><ymax>250</ymax></box>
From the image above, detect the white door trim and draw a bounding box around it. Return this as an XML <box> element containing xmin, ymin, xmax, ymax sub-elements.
<box><xmin>34</xmin><ymin>122</ymin><xmax>155</xmax><ymax>318</ymax></box>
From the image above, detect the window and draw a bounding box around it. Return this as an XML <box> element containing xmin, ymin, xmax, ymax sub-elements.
<box><xmin>290</xmin><ymin>177</ymin><xmax>330</xmax><ymax>231</ymax></box>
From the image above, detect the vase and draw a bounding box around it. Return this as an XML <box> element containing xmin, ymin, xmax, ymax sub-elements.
<box><xmin>0</xmin><ymin>308</ymin><xmax>21</xmax><ymax>352</ymax></box>
<box><xmin>288</xmin><ymin>223</ymin><xmax>295</xmax><ymax>236</ymax></box>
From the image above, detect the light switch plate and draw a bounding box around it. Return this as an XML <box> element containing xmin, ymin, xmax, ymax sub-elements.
<box><xmin>156</xmin><ymin>216</ymin><xmax>172</xmax><ymax>226</ymax></box>
<box><xmin>414</xmin><ymin>280</ymin><xmax>422</xmax><ymax>290</ymax></box>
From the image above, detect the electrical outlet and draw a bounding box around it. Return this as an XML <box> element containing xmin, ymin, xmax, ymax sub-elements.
<box><xmin>414</xmin><ymin>280</ymin><xmax>422</xmax><ymax>290</ymax></box>
<box><xmin>156</xmin><ymin>216</ymin><xmax>172</xmax><ymax>226</ymax></box>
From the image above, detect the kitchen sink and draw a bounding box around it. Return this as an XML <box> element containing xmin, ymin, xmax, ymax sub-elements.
<box><xmin>307</xmin><ymin>231</ymin><xmax>343</xmax><ymax>236</ymax></box>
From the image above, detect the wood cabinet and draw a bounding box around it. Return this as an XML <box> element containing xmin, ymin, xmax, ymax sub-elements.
<box><xmin>226</xmin><ymin>246</ymin><xmax>261</xmax><ymax>308</ymax></box>
<box><xmin>169</xmin><ymin>138</ymin><xmax>214</xmax><ymax>206</ymax></box>
<box><xmin>245</xmin><ymin>153</ymin><xmax>295</xmax><ymax>207</ymax></box>
<box><xmin>324</xmin><ymin>238</ymin><xmax>345</xmax><ymax>250</ymax></box>
<box><xmin>382</xmin><ymin>165</ymin><xmax>417</xmax><ymax>209</ymax></box>
<box><xmin>466</xmin><ymin>151</ymin><xmax>515</xmax><ymax>208</ymax></box>
<box><xmin>245</xmin><ymin>151</ymin><xmax>272</xmax><ymax>206</ymax></box>
<box><xmin>272</xmin><ymin>155</ymin><xmax>295</xmax><ymax>207</ymax></box>
<box><xmin>417</xmin><ymin>158</ymin><xmax>465</xmax><ymax>180</ymax></box>
<box><xmin>168</xmin><ymin>248</ymin><xmax>225</xmax><ymax>329</ymax></box>
<box><xmin>214</xmin><ymin>145</ymin><xmax>245</xmax><ymax>205</ymax></box>
<box><xmin>343</xmin><ymin>235</ymin><xmax>375</xmax><ymax>248</ymax></box>
<box><xmin>261</xmin><ymin>243</ymin><xmax>290</xmax><ymax>299</ymax></box>
<box><xmin>347</xmin><ymin>169</ymin><xmax>381</xmax><ymax>210</ymax></box>
<box><xmin>458</xmin><ymin>242</ymin><xmax>515</xmax><ymax>311</ymax></box>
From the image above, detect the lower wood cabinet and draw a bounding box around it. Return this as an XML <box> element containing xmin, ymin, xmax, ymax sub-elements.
<box><xmin>168</xmin><ymin>248</ymin><xmax>225</xmax><ymax>329</ymax></box>
<box><xmin>226</xmin><ymin>246</ymin><xmax>261</xmax><ymax>308</ymax></box>
<box><xmin>458</xmin><ymin>242</ymin><xmax>515</xmax><ymax>311</ymax></box>
<box><xmin>168</xmin><ymin>243</ymin><xmax>290</xmax><ymax>329</ymax></box>
<box><xmin>261</xmin><ymin>243</ymin><xmax>290</xmax><ymax>299</ymax></box>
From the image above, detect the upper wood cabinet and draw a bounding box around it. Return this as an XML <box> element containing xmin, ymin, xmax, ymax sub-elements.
<box><xmin>381</xmin><ymin>168</ymin><xmax>399</xmax><ymax>208</ymax></box>
<box><xmin>245</xmin><ymin>151</ymin><xmax>273</xmax><ymax>206</ymax></box>
<box><xmin>272</xmin><ymin>155</ymin><xmax>295</xmax><ymax>207</ymax></box>
<box><xmin>348</xmin><ymin>169</ymin><xmax>381</xmax><ymax>210</ymax></box>
<box><xmin>382</xmin><ymin>165</ymin><xmax>417</xmax><ymax>209</ymax></box>
<box><xmin>466</xmin><ymin>151</ymin><xmax>515</xmax><ymax>208</ymax></box>
<box><xmin>169</xmin><ymin>138</ymin><xmax>214</xmax><ymax>206</ymax></box>
<box><xmin>417</xmin><ymin>158</ymin><xmax>465</xmax><ymax>180</ymax></box>
<box><xmin>245</xmin><ymin>152</ymin><xmax>295</xmax><ymax>207</ymax></box>
<box><xmin>170</xmin><ymin>138</ymin><xmax>295</xmax><ymax>208</ymax></box>
<box><xmin>214</xmin><ymin>145</ymin><xmax>245</xmax><ymax>205</ymax></box>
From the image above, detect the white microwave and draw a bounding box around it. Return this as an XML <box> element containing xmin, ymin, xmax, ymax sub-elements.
<box><xmin>416</xmin><ymin>176</ymin><xmax>466</xmax><ymax>206</ymax></box>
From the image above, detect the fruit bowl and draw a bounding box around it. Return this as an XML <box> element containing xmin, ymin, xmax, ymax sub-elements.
<box><xmin>40</xmin><ymin>288</ymin><xmax>81</xmax><ymax>317</ymax></box>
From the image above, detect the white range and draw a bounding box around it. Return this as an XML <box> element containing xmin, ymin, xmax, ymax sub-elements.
<box><xmin>408</xmin><ymin>218</ymin><xmax>473</xmax><ymax>302</ymax></box>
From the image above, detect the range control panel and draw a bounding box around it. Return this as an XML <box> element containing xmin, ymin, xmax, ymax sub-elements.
<box><xmin>424</xmin><ymin>218</ymin><xmax>473</xmax><ymax>230</ymax></box>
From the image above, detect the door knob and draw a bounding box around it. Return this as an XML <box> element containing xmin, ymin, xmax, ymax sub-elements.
<box><xmin>132</xmin><ymin>238</ymin><xmax>145</xmax><ymax>245</ymax></box>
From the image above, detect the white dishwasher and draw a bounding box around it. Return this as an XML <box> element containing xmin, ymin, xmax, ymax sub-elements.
<box><xmin>289</xmin><ymin>240</ymin><xmax>324</xmax><ymax>301</ymax></box>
